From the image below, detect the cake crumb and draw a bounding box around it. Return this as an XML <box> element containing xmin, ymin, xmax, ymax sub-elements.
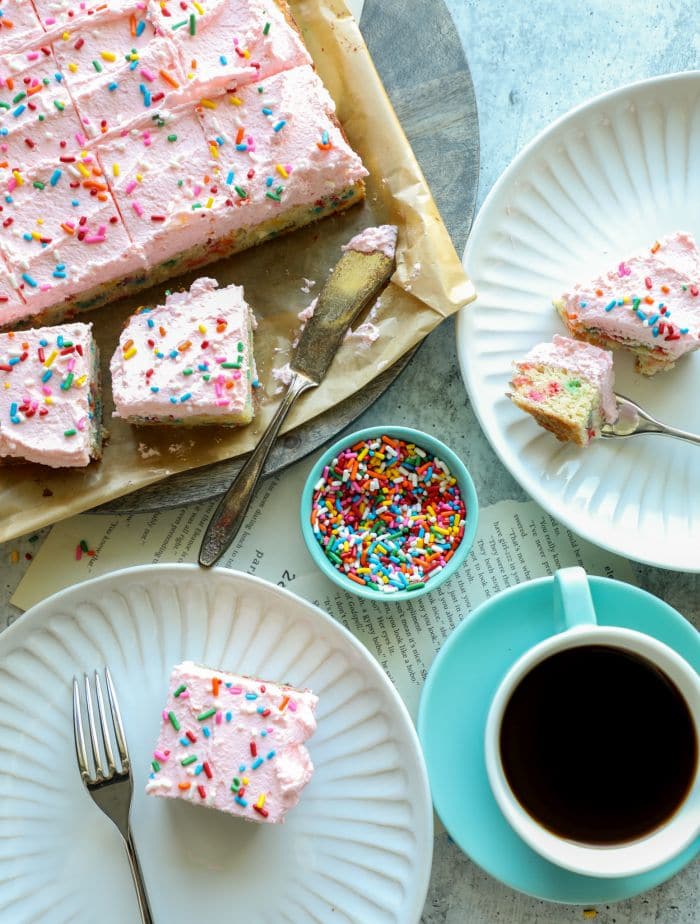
<box><xmin>271</xmin><ymin>363</ymin><xmax>294</xmax><ymax>393</ymax></box>
<box><xmin>346</xmin><ymin>321</ymin><xmax>380</xmax><ymax>345</ymax></box>
<box><xmin>297</xmin><ymin>298</ymin><xmax>318</xmax><ymax>324</ymax></box>
<box><xmin>583</xmin><ymin>910</ymin><xmax>598</xmax><ymax>919</ymax></box>
<box><xmin>137</xmin><ymin>443</ymin><xmax>161</xmax><ymax>460</ymax></box>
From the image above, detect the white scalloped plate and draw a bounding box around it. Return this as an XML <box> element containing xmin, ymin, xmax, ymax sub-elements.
<box><xmin>0</xmin><ymin>565</ymin><xmax>432</xmax><ymax>924</ymax></box>
<box><xmin>459</xmin><ymin>71</ymin><xmax>700</xmax><ymax>572</ymax></box>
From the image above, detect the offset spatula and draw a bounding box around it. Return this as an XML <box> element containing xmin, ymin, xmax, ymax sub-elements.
<box><xmin>198</xmin><ymin>241</ymin><xmax>396</xmax><ymax>568</ymax></box>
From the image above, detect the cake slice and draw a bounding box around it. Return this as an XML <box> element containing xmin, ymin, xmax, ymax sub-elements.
<box><xmin>0</xmin><ymin>44</ymin><xmax>86</xmax><ymax>175</ymax></box>
<box><xmin>147</xmin><ymin>0</ymin><xmax>312</xmax><ymax>94</ymax></box>
<box><xmin>0</xmin><ymin>152</ymin><xmax>143</xmax><ymax>320</ymax></box>
<box><xmin>53</xmin><ymin>5</ymin><xmax>187</xmax><ymax>139</ymax></box>
<box><xmin>0</xmin><ymin>321</ymin><xmax>102</xmax><ymax>466</ymax></box>
<box><xmin>0</xmin><ymin>0</ymin><xmax>44</xmax><ymax>52</ymax></box>
<box><xmin>507</xmin><ymin>335</ymin><xmax>618</xmax><ymax>447</ymax></box>
<box><xmin>146</xmin><ymin>661</ymin><xmax>318</xmax><ymax>824</ymax></box>
<box><xmin>110</xmin><ymin>276</ymin><xmax>256</xmax><ymax>425</ymax></box>
<box><xmin>94</xmin><ymin>105</ymin><xmax>219</xmax><ymax>269</ymax></box>
<box><xmin>554</xmin><ymin>231</ymin><xmax>700</xmax><ymax>375</ymax></box>
<box><xmin>196</xmin><ymin>64</ymin><xmax>368</xmax><ymax>246</ymax></box>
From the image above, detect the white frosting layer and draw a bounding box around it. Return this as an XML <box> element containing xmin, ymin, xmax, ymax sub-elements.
<box><xmin>0</xmin><ymin>321</ymin><xmax>99</xmax><ymax>466</ymax></box>
<box><xmin>342</xmin><ymin>224</ymin><xmax>398</xmax><ymax>259</ymax></box>
<box><xmin>146</xmin><ymin>660</ymin><xmax>318</xmax><ymax>823</ymax></box>
<box><xmin>110</xmin><ymin>276</ymin><xmax>255</xmax><ymax>422</ymax></box>
<box><xmin>518</xmin><ymin>334</ymin><xmax>617</xmax><ymax>422</ymax></box>
<box><xmin>557</xmin><ymin>232</ymin><xmax>700</xmax><ymax>365</ymax></box>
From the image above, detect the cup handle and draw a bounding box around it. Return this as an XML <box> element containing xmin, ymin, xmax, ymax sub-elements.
<box><xmin>554</xmin><ymin>566</ymin><xmax>598</xmax><ymax>629</ymax></box>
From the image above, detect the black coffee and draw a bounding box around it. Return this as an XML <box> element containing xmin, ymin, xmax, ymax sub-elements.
<box><xmin>499</xmin><ymin>645</ymin><xmax>697</xmax><ymax>844</ymax></box>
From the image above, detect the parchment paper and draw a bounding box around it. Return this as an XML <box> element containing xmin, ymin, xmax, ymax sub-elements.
<box><xmin>0</xmin><ymin>0</ymin><xmax>476</xmax><ymax>543</ymax></box>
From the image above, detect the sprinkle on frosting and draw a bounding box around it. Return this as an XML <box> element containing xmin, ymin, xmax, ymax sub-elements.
<box><xmin>0</xmin><ymin>321</ymin><xmax>100</xmax><ymax>466</ymax></box>
<box><xmin>146</xmin><ymin>661</ymin><xmax>318</xmax><ymax>823</ymax></box>
<box><xmin>555</xmin><ymin>231</ymin><xmax>700</xmax><ymax>375</ymax></box>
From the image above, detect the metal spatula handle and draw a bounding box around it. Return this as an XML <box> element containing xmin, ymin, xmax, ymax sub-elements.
<box><xmin>198</xmin><ymin>372</ymin><xmax>314</xmax><ymax>567</ymax></box>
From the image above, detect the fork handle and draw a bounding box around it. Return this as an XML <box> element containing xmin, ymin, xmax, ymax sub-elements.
<box><xmin>125</xmin><ymin>829</ymin><xmax>154</xmax><ymax>924</ymax></box>
<box><xmin>637</xmin><ymin>414</ymin><xmax>700</xmax><ymax>445</ymax></box>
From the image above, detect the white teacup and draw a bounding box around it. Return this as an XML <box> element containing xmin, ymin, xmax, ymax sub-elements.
<box><xmin>485</xmin><ymin>567</ymin><xmax>700</xmax><ymax>878</ymax></box>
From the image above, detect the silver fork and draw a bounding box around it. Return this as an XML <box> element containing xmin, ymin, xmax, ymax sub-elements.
<box><xmin>72</xmin><ymin>669</ymin><xmax>154</xmax><ymax>924</ymax></box>
<box><xmin>600</xmin><ymin>393</ymin><xmax>700</xmax><ymax>445</ymax></box>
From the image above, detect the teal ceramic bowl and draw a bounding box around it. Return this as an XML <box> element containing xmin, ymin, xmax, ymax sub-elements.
<box><xmin>300</xmin><ymin>425</ymin><xmax>479</xmax><ymax>601</ymax></box>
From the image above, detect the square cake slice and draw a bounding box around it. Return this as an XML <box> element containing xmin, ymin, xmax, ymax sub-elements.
<box><xmin>146</xmin><ymin>661</ymin><xmax>318</xmax><ymax>824</ymax></box>
<box><xmin>53</xmin><ymin>6</ymin><xmax>187</xmax><ymax>139</ymax></box>
<box><xmin>554</xmin><ymin>231</ymin><xmax>700</xmax><ymax>375</ymax></box>
<box><xmin>110</xmin><ymin>276</ymin><xmax>256</xmax><ymax>425</ymax></box>
<box><xmin>94</xmin><ymin>104</ymin><xmax>219</xmax><ymax>269</ymax></box>
<box><xmin>147</xmin><ymin>0</ymin><xmax>312</xmax><ymax>94</ymax></box>
<box><xmin>197</xmin><ymin>64</ymin><xmax>368</xmax><ymax>244</ymax></box>
<box><xmin>0</xmin><ymin>0</ymin><xmax>44</xmax><ymax>52</ymax></box>
<box><xmin>507</xmin><ymin>335</ymin><xmax>618</xmax><ymax>446</ymax></box>
<box><xmin>0</xmin><ymin>151</ymin><xmax>143</xmax><ymax>324</ymax></box>
<box><xmin>0</xmin><ymin>44</ymin><xmax>85</xmax><ymax>175</ymax></box>
<box><xmin>0</xmin><ymin>321</ymin><xmax>102</xmax><ymax>466</ymax></box>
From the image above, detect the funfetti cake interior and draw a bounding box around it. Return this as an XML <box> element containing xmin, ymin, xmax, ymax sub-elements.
<box><xmin>508</xmin><ymin>334</ymin><xmax>617</xmax><ymax>447</ymax></box>
<box><xmin>554</xmin><ymin>232</ymin><xmax>700</xmax><ymax>375</ymax></box>
<box><xmin>0</xmin><ymin>320</ymin><xmax>102</xmax><ymax>466</ymax></box>
<box><xmin>0</xmin><ymin>0</ymin><xmax>367</xmax><ymax>332</ymax></box>
<box><xmin>110</xmin><ymin>276</ymin><xmax>256</xmax><ymax>425</ymax></box>
<box><xmin>146</xmin><ymin>660</ymin><xmax>318</xmax><ymax>824</ymax></box>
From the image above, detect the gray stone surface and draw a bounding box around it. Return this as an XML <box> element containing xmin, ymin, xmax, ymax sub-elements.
<box><xmin>414</xmin><ymin>1</ymin><xmax>700</xmax><ymax>920</ymax></box>
<box><xmin>0</xmin><ymin>1</ymin><xmax>698</xmax><ymax>922</ymax></box>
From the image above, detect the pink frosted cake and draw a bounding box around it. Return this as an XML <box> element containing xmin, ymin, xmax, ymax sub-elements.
<box><xmin>554</xmin><ymin>232</ymin><xmax>700</xmax><ymax>375</ymax></box>
<box><xmin>0</xmin><ymin>0</ymin><xmax>367</xmax><ymax>332</ymax></box>
<box><xmin>0</xmin><ymin>321</ymin><xmax>102</xmax><ymax>465</ymax></box>
<box><xmin>146</xmin><ymin>661</ymin><xmax>318</xmax><ymax>824</ymax></box>
<box><xmin>110</xmin><ymin>276</ymin><xmax>256</xmax><ymax>425</ymax></box>
<box><xmin>0</xmin><ymin>1</ymin><xmax>44</xmax><ymax>50</ymax></box>
<box><xmin>508</xmin><ymin>335</ymin><xmax>617</xmax><ymax>446</ymax></box>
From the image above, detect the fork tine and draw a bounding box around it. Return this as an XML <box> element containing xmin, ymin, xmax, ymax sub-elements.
<box><xmin>84</xmin><ymin>673</ymin><xmax>105</xmax><ymax>781</ymax></box>
<box><xmin>94</xmin><ymin>670</ymin><xmax>116</xmax><ymax>776</ymax></box>
<box><xmin>105</xmin><ymin>667</ymin><xmax>130</xmax><ymax>772</ymax></box>
<box><xmin>72</xmin><ymin>677</ymin><xmax>90</xmax><ymax>783</ymax></box>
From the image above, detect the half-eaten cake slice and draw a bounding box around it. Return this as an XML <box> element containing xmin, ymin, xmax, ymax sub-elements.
<box><xmin>507</xmin><ymin>335</ymin><xmax>618</xmax><ymax>446</ymax></box>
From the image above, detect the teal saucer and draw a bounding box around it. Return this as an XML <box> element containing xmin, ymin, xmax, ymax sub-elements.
<box><xmin>417</xmin><ymin>576</ymin><xmax>700</xmax><ymax>904</ymax></box>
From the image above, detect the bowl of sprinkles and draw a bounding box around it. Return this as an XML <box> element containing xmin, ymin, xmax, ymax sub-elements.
<box><xmin>301</xmin><ymin>427</ymin><xmax>479</xmax><ymax>600</ymax></box>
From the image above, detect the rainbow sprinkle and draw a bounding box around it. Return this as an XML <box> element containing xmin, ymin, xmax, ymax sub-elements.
<box><xmin>310</xmin><ymin>436</ymin><xmax>467</xmax><ymax>593</ymax></box>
